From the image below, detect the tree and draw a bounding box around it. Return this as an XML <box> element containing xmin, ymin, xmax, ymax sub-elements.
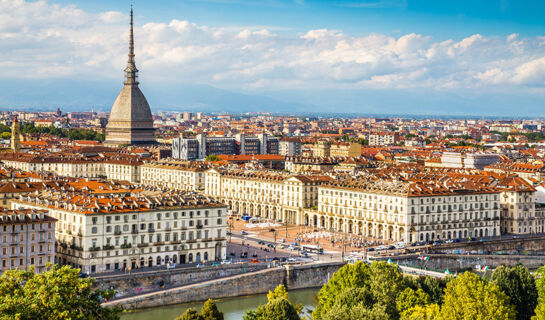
<box><xmin>243</xmin><ymin>285</ymin><xmax>301</xmax><ymax>320</ymax></box>
<box><xmin>401</xmin><ymin>304</ymin><xmax>441</xmax><ymax>320</ymax></box>
<box><xmin>396</xmin><ymin>288</ymin><xmax>431</xmax><ymax>316</ymax></box>
<box><xmin>0</xmin><ymin>132</ymin><xmax>11</xmax><ymax>139</ymax></box>
<box><xmin>0</xmin><ymin>264</ymin><xmax>120</xmax><ymax>320</ymax></box>
<box><xmin>176</xmin><ymin>300</ymin><xmax>224</xmax><ymax>320</ymax></box>
<box><xmin>491</xmin><ymin>265</ymin><xmax>537</xmax><ymax>320</ymax></box>
<box><xmin>205</xmin><ymin>154</ymin><xmax>221</xmax><ymax>162</ymax></box>
<box><xmin>406</xmin><ymin>275</ymin><xmax>447</xmax><ymax>305</ymax></box>
<box><xmin>313</xmin><ymin>261</ymin><xmax>407</xmax><ymax>320</ymax></box>
<box><xmin>313</xmin><ymin>261</ymin><xmax>371</xmax><ymax>319</ymax></box>
<box><xmin>176</xmin><ymin>309</ymin><xmax>203</xmax><ymax>320</ymax></box>
<box><xmin>533</xmin><ymin>266</ymin><xmax>545</xmax><ymax>320</ymax></box>
<box><xmin>441</xmin><ymin>272</ymin><xmax>516</xmax><ymax>320</ymax></box>
<box><xmin>201</xmin><ymin>299</ymin><xmax>224</xmax><ymax>320</ymax></box>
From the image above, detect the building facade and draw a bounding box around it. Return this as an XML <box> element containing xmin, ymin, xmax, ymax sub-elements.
<box><xmin>12</xmin><ymin>191</ymin><xmax>227</xmax><ymax>274</ymax></box>
<box><xmin>0</xmin><ymin>209</ymin><xmax>56</xmax><ymax>274</ymax></box>
<box><xmin>140</xmin><ymin>162</ymin><xmax>207</xmax><ymax>191</ymax></box>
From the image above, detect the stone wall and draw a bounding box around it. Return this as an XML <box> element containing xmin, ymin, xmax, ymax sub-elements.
<box><xmin>94</xmin><ymin>263</ymin><xmax>268</xmax><ymax>298</ymax></box>
<box><xmin>104</xmin><ymin>261</ymin><xmax>345</xmax><ymax>310</ymax></box>
<box><xmin>384</xmin><ymin>254</ymin><xmax>545</xmax><ymax>271</ymax></box>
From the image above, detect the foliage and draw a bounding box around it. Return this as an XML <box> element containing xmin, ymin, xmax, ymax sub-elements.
<box><xmin>313</xmin><ymin>261</ymin><xmax>407</xmax><ymax>319</ymax></box>
<box><xmin>201</xmin><ymin>299</ymin><xmax>224</xmax><ymax>320</ymax></box>
<box><xmin>396</xmin><ymin>288</ymin><xmax>431</xmax><ymax>315</ymax></box>
<box><xmin>175</xmin><ymin>300</ymin><xmax>224</xmax><ymax>320</ymax></box>
<box><xmin>205</xmin><ymin>154</ymin><xmax>222</xmax><ymax>162</ymax></box>
<box><xmin>406</xmin><ymin>275</ymin><xmax>447</xmax><ymax>305</ymax></box>
<box><xmin>0</xmin><ymin>132</ymin><xmax>11</xmax><ymax>139</ymax></box>
<box><xmin>533</xmin><ymin>266</ymin><xmax>545</xmax><ymax>320</ymax></box>
<box><xmin>0</xmin><ymin>264</ymin><xmax>120</xmax><ymax>320</ymax></box>
<box><xmin>175</xmin><ymin>308</ymin><xmax>203</xmax><ymax>320</ymax></box>
<box><xmin>491</xmin><ymin>265</ymin><xmax>537</xmax><ymax>320</ymax></box>
<box><xmin>401</xmin><ymin>304</ymin><xmax>442</xmax><ymax>320</ymax></box>
<box><xmin>243</xmin><ymin>285</ymin><xmax>301</xmax><ymax>320</ymax></box>
<box><xmin>20</xmin><ymin>122</ymin><xmax>105</xmax><ymax>142</ymax></box>
<box><xmin>441</xmin><ymin>272</ymin><xmax>516</xmax><ymax>320</ymax></box>
<box><xmin>322</xmin><ymin>303</ymin><xmax>389</xmax><ymax>320</ymax></box>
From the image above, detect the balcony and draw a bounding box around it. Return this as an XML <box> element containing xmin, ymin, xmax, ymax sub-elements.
<box><xmin>131</xmin><ymin>230</ymin><xmax>138</xmax><ymax>234</ymax></box>
<box><xmin>102</xmin><ymin>244</ymin><xmax>115</xmax><ymax>250</ymax></box>
<box><xmin>148</xmin><ymin>228</ymin><xmax>155</xmax><ymax>233</ymax></box>
<box><xmin>120</xmin><ymin>243</ymin><xmax>132</xmax><ymax>249</ymax></box>
<box><xmin>114</xmin><ymin>230</ymin><xmax>122</xmax><ymax>235</ymax></box>
<box><xmin>214</xmin><ymin>237</ymin><xmax>226</xmax><ymax>241</ymax></box>
<box><xmin>89</xmin><ymin>246</ymin><xmax>100</xmax><ymax>252</ymax></box>
<box><xmin>170</xmin><ymin>240</ymin><xmax>181</xmax><ymax>245</ymax></box>
<box><xmin>153</xmin><ymin>241</ymin><xmax>165</xmax><ymax>246</ymax></box>
<box><xmin>137</xmin><ymin>243</ymin><xmax>149</xmax><ymax>248</ymax></box>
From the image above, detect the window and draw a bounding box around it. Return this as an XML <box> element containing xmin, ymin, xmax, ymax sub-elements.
<box><xmin>91</xmin><ymin>227</ymin><xmax>97</xmax><ymax>234</ymax></box>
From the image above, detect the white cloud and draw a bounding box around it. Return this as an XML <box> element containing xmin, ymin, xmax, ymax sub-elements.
<box><xmin>1</xmin><ymin>0</ymin><xmax>545</xmax><ymax>91</ymax></box>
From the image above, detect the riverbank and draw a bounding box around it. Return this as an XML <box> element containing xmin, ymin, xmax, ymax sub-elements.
<box><xmin>121</xmin><ymin>287</ymin><xmax>318</xmax><ymax>320</ymax></box>
<box><xmin>104</xmin><ymin>261</ymin><xmax>344</xmax><ymax>310</ymax></box>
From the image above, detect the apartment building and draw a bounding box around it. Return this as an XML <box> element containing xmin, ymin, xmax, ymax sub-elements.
<box><xmin>279</xmin><ymin>138</ymin><xmax>302</xmax><ymax>157</ymax></box>
<box><xmin>172</xmin><ymin>133</ymin><xmax>279</xmax><ymax>160</ymax></box>
<box><xmin>12</xmin><ymin>191</ymin><xmax>227</xmax><ymax>274</ymax></box>
<box><xmin>330</xmin><ymin>142</ymin><xmax>362</xmax><ymax>158</ymax></box>
<box><xmin>140</xmin><ymin>162</ymin><xmax>207</xmax><ymax>191</ymax></box>
<box><xmin>104</xmin><ymin>158</ymin><xmax>143</xmax><ymax>183</ymax></box>
<box><xmin>369</xmin><ymin>132</ymin><xmax>399</xmax><ymax>146</ymax></box>
<box><xmin>205</xmin><ymin>168</ymin><xmax>330</xmax><ymax>224</ymax></box>
<box><xmin>0</xmin><ymin>153</ymin><xmax>105</xmax><ymax>178</ymax></box>
<box><xmin>498</xmin><ymin>176</ymin><xmax>538</xmax><ymax>235</ymax></box>
<box><xmin>306</xmin><ymin>178</ymin><xmax>501</xmax><ymax>243</ymax></box>
<box><xmin>0</xmin><ymin>209</ymin><xmax>56</xmax><ymax>274</ymax></box>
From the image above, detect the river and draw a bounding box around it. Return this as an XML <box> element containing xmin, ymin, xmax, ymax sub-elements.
<box><xmin>120</xmin><ymin>288</ymin><xmax>319</xmax><ymax>320</ymax></box>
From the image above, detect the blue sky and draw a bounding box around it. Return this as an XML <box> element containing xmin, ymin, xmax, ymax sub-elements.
<box><xmin>1</xmin><ymin>0</ymin><xmax>545</xmax><ymax>116</ymax></box>
<box><xmin>53</xmin><ymin>0</ymin><xmax>545</xmax><ymax>38</ymax></box>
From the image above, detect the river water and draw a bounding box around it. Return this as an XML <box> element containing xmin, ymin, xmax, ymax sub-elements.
<box><xmin>120</xmin><ymin>288</ymin><xmax>319</xmax><ymax>320</ymax></box>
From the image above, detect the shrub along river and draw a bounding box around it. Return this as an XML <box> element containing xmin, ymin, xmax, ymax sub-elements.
<box><xmin>120</xmin><ymin>288</ymin><xmax>319</xmax><ymax>320</ymax></box>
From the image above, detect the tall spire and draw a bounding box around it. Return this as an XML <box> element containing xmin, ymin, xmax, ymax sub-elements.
<box><xmin>124</xmin><ymin>6</ymin><xmax>139</xmax><ymax>85</ymax></box>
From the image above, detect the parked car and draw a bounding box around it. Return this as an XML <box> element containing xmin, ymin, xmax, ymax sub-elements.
<box><xmin>257</xmin><ymin>240</ymin><xmax>265</xmax><ymax>245</ymax></box>
<box><xmin>221</xmin><ymin>260</ymin><xmax>231</xmax><ymax>265</ymax></box>
<box><xmin>250</xmin><ymin>259</ymin><xmax>260</xmax><ymax>263</ymax></box>
<box><xmin>241</xmin><ymin>231</ymin><xmax>248</xmax><ymax>235</ymax></box>
<box><xmin>166</xmin><ymin>263</ymin><xmax>176</xmax><ymax>269</ymax></box>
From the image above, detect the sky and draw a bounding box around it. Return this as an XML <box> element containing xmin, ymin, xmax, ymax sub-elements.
<box><xmin>1</xmin><ymin>0</ymin><xmax>545</xmax><ymax>116</ymax></box>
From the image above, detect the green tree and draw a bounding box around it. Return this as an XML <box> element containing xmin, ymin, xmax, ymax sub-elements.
<box><xmin>313</xmin><ymin>261</ymin><xmax>407</xmax><ymax>320</ymax></box>
<box><xmin>243</xmin><ymin>285</ymin><xmax>301</xmax><ymax>320</ymax></box>
<box><xmin>205</xmin><ymin>154</ymin><xmax>221</xmax><ymax>161</ymax></box>
<box><xmin>0</xmin><ymin>132</ymin><xmax>11</xmax><ymax>139</ymax></box>
<box><xmin>406</xmin><ymin>275</ymin><xmax>447</xmax><ymax>305</ymax></box>
<box><xmin>491</xmin><ymin>265</ymin><xmax>537</xmax><ymax>320</ymax></box>
<box><xmin>313</xmin><ymin>261</ymin><xmax>371</xmax><ymax>319</ymax></box>
<box><xmin>201</xmin><ymin>299</ymin><xmax>224</xmax><ymax>320</ymax></box>
<box><xmin>401</xmin><ymin>304</ymin><xmax>441</xmax><ymax>320</ymax></box>
<box><xmin>533</xmin><ymin>266</ymin><xmax>545</xmax><ymax>320</ymax></box>
<box><xmin>0</xmin><ymin>264</ymin><xmax>120</xmax><ymax>320</ymax></box>
<box><xmin>396</xmin><ymin>288</ymin><xmax>431</xmax><ymax>316</ymax></box>
<box><xmin>441</xmin><ymin>272</ymin><xmax>516</xmax><ymax>320</ymax></box>
<box><xmin>175</xmin><ymin>308</ymin><xmax>203</xmax><ymax>320</ymax></box>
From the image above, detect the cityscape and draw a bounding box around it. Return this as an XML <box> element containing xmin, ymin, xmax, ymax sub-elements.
<box><xmin>1</xmin><ymin>1</ymin><xmax>545</xmax><ymax>320</ymax></box>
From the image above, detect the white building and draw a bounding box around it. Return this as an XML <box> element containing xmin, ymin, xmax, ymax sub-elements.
<box><xmin>12</xmin><ymin>191</ymin><xmax>227</xmax><ymax>274</ymax></box>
